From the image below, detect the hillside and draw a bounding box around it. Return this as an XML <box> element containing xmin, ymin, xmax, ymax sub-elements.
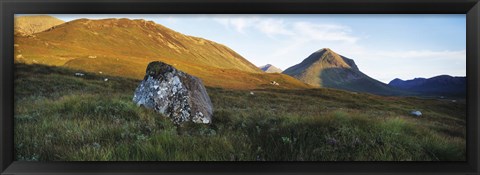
<box><xmin>14</xmin><ymin>17</ymin><xmax>309</xmax><ymax>89</ymax></box>
<box><xmin>14</xmin><ymin>15</ymin><xmax>65</xmax><ymax>36</ymax></box>
<box><xmin>283</xmin><ymin>48</ymin><xmax>408</xmax><ymax>96</ymax></box>
<box><xmin>259</xmin><ymin>64</ymin><xmax>282</xmax><ymax>73</ymax></box>
<box><xmin>15</xmin><ymin>63</ymin><xmax>466</xmax><ymax>161</ymax></box>
<box><xmin>389</xmin><ymin>75</ymin><xmax>466</xmax><ymax>98</ymax></box>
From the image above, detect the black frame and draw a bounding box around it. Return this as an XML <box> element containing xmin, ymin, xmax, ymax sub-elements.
<box><xmin>1</xmin><ymin>0</ymin><xmax>479</xmax><ymax>174</ymax></box>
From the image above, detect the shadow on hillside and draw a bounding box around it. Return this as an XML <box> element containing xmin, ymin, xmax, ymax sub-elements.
<box><xmin>319</xmin><ymin>67</ymin><xmax>415</xmax><ymax>97</ymax></box>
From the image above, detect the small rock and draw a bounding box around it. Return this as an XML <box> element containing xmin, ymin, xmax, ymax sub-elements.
<box><xmin>326</xmin><ymin>138</ymin><xmax>337</xmax><ymax>145</ymax></box>
<box><xmin>250</xmin><ymin>91</ymin><xmax>254</xmax><ymax>95</ymax></box>
<box><xmin>74</xmin><ymin>73</ymin><xmax>85</xmax><ymax>77</ymax></box>
<box><xmin>270</xmin><ymin>81</ymin><xmax>279</xmax><ymax>86</ymax></box>
<box><xmin>452</xmin><ymin>100</ymin><xmax>457</xmax><ymax>103</ymax></box>
<box><xmin>92</xmin><ymin>142</ymin><xmax>101</xmax><ymax>149</ymax></box>
<box><xmin>410</xmin><ymin>110</ymin><xmax>422</xmax><ymax>117</ymax></box>
<box><xmin>104</xmin><ymin>78</ymin><xmax>109</xmax><ymax>82</ymax></box>
<box><xmin>88</xmin><ymin>55</ymin><xmax>97</xmax><ymax>59</ymax></box>
<box><xmin>352</xmin><ymin>137</ymin><xmax>362</xmax><ymax>146</ymax></box>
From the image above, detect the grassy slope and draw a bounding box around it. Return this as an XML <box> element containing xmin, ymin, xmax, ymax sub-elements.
<box><xmin>14</xmin><ymin>18</ymin><xmax>308</xmax><ymax>89</ymax></box>
<box><xmin>15</xmin><ymin>64</ymin><xmax>466</xmax><ymax>161</ymax></box>
<box><xmin>14</xmin><ymin>18</ymin><xmax>260</xmax><ymax>73</ymax></box>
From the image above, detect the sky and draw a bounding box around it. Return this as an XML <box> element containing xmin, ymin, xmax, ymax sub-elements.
<box><xmin>40</xmin><ymin>14</ymin><xmax>466</xmax><ymax>83</ymax></box>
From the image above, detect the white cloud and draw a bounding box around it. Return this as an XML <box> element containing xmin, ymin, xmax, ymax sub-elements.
<box><xmin>214</xmin><ymin>17</ymin><xmax>358</xmax><ymax>43</ymax></box>
<box><xmin>214</xmin><ymin>18</ymin><xmax>254</xmax><ymax>34</ymax></box>
<box><xmin>214</xmin><ymin>17</ymin><xmax>292</xmax><ymax>37</ymax></box>
<box><xmin>292</xmin><ymin>22</ymin><xmax>358</xmax><ymax>43</ymax></box>
<box><xmin>228</xmin><ymin>18</ymin><xmax>250</xmax><ymax>33</ymax></box>
<box><xmin>256</xmin><ymin>19</ymin><xmax>293</xmax><ymax>37</ymax></box>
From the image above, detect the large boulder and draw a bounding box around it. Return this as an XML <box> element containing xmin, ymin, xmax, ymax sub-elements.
<box><xmin>133</xmin><ymin>61</ymin><xmax>213</xmax><ymax>124</ymax></box>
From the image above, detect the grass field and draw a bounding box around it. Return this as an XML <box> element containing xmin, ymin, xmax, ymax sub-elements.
<box><xmin>14</xmin><ymin>64</ymin><xmax>466</xmax><ymax>161</ymax></box>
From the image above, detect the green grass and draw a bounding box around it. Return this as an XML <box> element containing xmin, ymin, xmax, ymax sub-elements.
<box><xmin>14</xmin><ymin>64</ymin><xmax>466</xmax><ymax>161</ymax></box>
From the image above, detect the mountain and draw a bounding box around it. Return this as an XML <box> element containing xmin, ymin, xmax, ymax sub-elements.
<box><xmin>283</xmin><ymin>48</ymin><xmax>406</xmax><ymax>96</ymax></box>
<box><xmin>14</xmin><ymin>15</ymin><xmax>65</xmax><ymax>36</ymax></box>
<box><xmin>15</xmin><ymin>18</ymin><xmax>260</xmax><ymax>73</ymax></box>
<box><xmin>14</xmin><ymin>17</ymin><xmax>310</xmax><ymax>89</ymax></box>
<box><xmin>259</xmin><ymin>64</ymin><xmax>282</xmax><ymax>73</ymax></box>
<box><xmin>389</xmin><ymin>75</ymin><xmax>466</xmax><ymax>97</ymax></box>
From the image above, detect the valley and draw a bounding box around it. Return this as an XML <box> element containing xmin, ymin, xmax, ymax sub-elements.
<box><xmin>13</xmin><ymin>15</ymin><xmax>467</xmax><ymax>161</ymax></box>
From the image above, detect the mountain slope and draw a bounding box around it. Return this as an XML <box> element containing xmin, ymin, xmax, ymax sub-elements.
<box><xmin>389</xmin><ymin>75</ymin><xmax>466</xmax><ymax>97</ymax></box>
<box><xmin>259</xmin><ymin>64</ymin><xmax>282</xmax><ymax>73</ymax></box>
<box><xmin>14</xmin><ymin>17</ymin><xmax>309</xmax><ymax>89</ymax></box>
<box><xmin>15</xmin><ymin>18</ymin><xmax>260</xmax><ymax>73</ymax></box>
<box><xmin>283</xmin><ymin>48</ymin><xmax>406</xmax><ymax>96</ymax></box>
<box><xmin>14</xmin><ymin>15</ymin><xmax>65</xmax><ymax>36</ymax></box>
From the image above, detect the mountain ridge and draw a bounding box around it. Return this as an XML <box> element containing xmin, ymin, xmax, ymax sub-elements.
<box><xmin>16</xmin><ymin>17</ymin><xmax>261</xmax><ymax>73</ymax></box>
<box><xmin>14</xmin><ymin>15</ymin><xmax>65</xmax><ymax>36</ymax></box>
<box><xmin>389</xmin><ymin>75</ymin><xmax>466</xmax><ymax>97</ymax></box>
<box><xmin>283</xmin><ymin>48</ymin><xmax>407</xmax><ymax>96</ymax></box>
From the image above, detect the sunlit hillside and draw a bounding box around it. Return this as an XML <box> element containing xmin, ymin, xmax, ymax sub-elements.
<box><xmin>14</xmin><ymin>17</ymin><xmax>310</xmax><ymax>89</ymax></box>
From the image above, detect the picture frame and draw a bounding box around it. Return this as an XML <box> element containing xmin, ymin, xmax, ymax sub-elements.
<box><xmin>1</xmin><ymin>0</ymin><xmax>479</xmax><ymax>174</ymax></box>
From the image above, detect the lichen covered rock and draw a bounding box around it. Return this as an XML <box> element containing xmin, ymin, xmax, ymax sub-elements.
<box><xmin>133</xmin><ymin>61</ymin><xmax>213</xmax><ymax>124</ymax></box>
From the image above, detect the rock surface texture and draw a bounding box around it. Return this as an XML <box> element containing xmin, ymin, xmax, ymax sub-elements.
<box><xmin>133</xmin><ymin>61</ymin><xmax>213</xmax><ymax>124</ymax></box>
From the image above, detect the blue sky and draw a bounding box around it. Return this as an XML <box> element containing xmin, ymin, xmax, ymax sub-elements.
<box><xmin>40</xmin><ymin>14</ymin><xmax>466</xmax><ymax>83</ymax></box>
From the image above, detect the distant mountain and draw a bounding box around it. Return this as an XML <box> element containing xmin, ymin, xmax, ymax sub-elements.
<box><xmin>389</xmin><ymin>75</ymin><xmax>466</xmax><ymax>97</ymax></box>
<box><xmin>14</xmin><ymin>15</ymin><xmax>65</xmax><ymax>36</ymax></box>
<box><xmin>283</xmin><ymin>48</ymin><xmax>406</xmax><ymax>96</ymax></box>
<box><xmin>14</xmin><ymin>17</ymin><xmax>310</xmax><ymax>89</ymax></box>
<box><xmin>259</xmin><ymin>64</ymin><xmax>282</xmax><ymax>73</ymax></box>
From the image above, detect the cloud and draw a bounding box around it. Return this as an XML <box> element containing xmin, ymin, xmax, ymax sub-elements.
<box><xmin>292</xmin><ymin>22</ymin><xmax>358</xmax><ymax>43</ymax></box>
<box><xmin>214</xmin><ymin>17</ymin><xmax>358</xmax><ymax>43</ymax></box>
<box><xmin>256</xmin><ymin>19</ymin><xmax>293</xmax><ymax>37</ymax></box>
<box><xmin>214</xmin><ymin>18</ymin><xmax>254</xmax><ymax>34</ymax></box>
<box><xmin>227</xmin><ymin>18</ymin><xmax>251</xmax><ymax>33</ymax></box>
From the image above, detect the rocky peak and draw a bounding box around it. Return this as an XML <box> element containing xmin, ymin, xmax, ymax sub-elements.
<box><xmin>289</xmin><ymin>48</ymin><xmax>359</xmax><ymax>72</ymax></box>
<box><xmin>259</xmin><ymin>64</ymin><xmax>282</xmax><ymax>73</ymax></box>
<box><xmin>315</xmin><ymin>48</ymin><xmax>331</xmax><ymax>53</ymax></box>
